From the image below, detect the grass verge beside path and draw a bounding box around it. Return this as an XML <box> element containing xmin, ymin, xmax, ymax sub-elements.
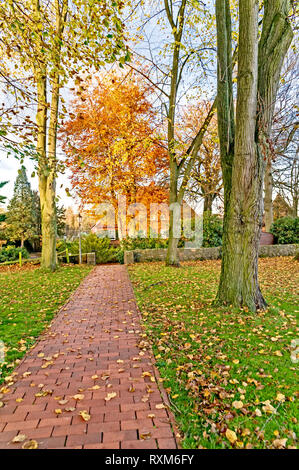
<box><xmin>0</xmin><ymin>264</ymin><xmax>93</xmax><ymax>384</ymax></box>
<box><xmin>129</xmin><ymin>257</ymin><xmax>298</xmax><ymax>449</ymax></box>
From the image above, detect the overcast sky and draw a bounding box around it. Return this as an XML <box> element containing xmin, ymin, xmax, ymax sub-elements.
<box><xmin>0</xmin><ymin>149</ymin><xmax>78</xmax><ymax>210</ymax></box>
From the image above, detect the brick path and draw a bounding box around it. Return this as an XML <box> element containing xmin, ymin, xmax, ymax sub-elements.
<box><xmin>0</xmin><ymin>266</ymin><xmax>178</xmax><ymax>449</ymax></box>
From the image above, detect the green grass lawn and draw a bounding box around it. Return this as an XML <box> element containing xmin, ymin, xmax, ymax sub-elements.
<box><xmin>0</xmin><ymin>264</ymin><xmax>92</xmax><ymax>384</ymax></box>
<box><xmin>129</xmin><ymin>257</ymin><xmax>299</xmax><ymax>449</ymax></box>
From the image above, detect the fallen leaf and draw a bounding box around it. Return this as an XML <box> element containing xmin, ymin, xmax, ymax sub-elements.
<box><xmin>101</xmin><ymin>373</ymin><xmax>110</xmax><ymax>381</ymax></box>
<box><xmin>155</xmin><ymin>403</ymin><xmax>166</xmax><ymax>409</ymax></box>
<box><xmin>276</xmin><ymin>393</ymin><xmax>285</xmax><ymax>402</ymax></box>
<box><xmin>140</xmin><ymin>431</ymin><xmax>151</xmax><ymax>440</ymax></box>
<box><xmin>58</xmin><ymin>399</ymin><xmax>68</xmax><ymax>405</ymax></box>
<box><xmin>105</xmin><ymin>392</ymin><xmax>117</xmax><ymax>401</ymax></box>
<box><xmin>142</xmin><ymin>372</ymin><xmax>152</xmax><ymax>378</ymax></box>
<box><xmin>22</xmin><ymin>440</ymin><xmax>38</xmax><ymax>449</ymax></box>
<box><xmin>273</xmin><ymin>438</ymin><xmax>287</xmax><ymax>449</ymax></box>
<box><xmin>232</xmin><ymin>400</ymin><xmax>243</xmax><ymax>409</ymax></box>
<box><xmin>225</xmin><ymin>429</ymin><xmax>237</xmax><ymax>445</ymax></box>
<box><xmin>12</xmin><ymin>434</ymin><xmax>26</xmax><ymax>443</ymax></box>
<box><xmin>262</xmin><ymin>401</ymin><xmax>276</xmax><ymax>414</ymax></box>
<box><xmin>41</xmin><ymin>361</ymin><xmax>53</xmax><ymax>369</ymax></box>
<box><xmin>79</xmin><ymin>410</ymin><xmax>91</xmax><ymax>422</ymax></box>
<box><xmin>72</xmin><ymin>394</ymin><xmax>84</xmax><ymax>401</ymax></box>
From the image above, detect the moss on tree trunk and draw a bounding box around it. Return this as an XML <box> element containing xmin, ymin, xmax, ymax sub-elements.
<box><xmin>264</xmin><ymin>160</ymin><xmax>273</xmax><ymax>232</ymax></box>
<box><xmin>215</xmin><ymin>0</ymin><xmax>293</xmax><ymax>311</ymax></box>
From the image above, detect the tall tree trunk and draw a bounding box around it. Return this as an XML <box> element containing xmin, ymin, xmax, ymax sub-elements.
<box><xmin>37</xmin><ymin>0</ymin><xmax>67</xmax><ymax>271</ymax></box>
<box><xmin>264</xmin><ymin>158</ymin><xmax>273</xmax><ymax>231</ymax></box>
<box><xmin>215</xmin><ymin>0</ymin><xmax>235</xmax><ymax>304</ymax></box>
<box><xmin>165</xmin><ymin>0</ymin><xmax>186</xmax><ymax>267</ymax></box>
<box><xmin>293</xmin><ymin>197</ymin><xmax>298</xmax><ymax>217</ymax></box>
<box><xmin>166</xmin><ymin>161</ymin><xmax>180</xmax><ymax>266</ymax></box>
<box><xmin>217</xmin><ymin>0</ymin><xmax>266</xmax><ymax>311</ymax></box>
<box><xmin>33</xmin><ymin>0</ymin><xmax>54</xmax><ymax>271</ymax></box>
<box><xmin>258</xmin><ymin>0</ymin><xmax>293</xmax><ymax>231</ymax></box>
<box><xmin>291</xmin><ymin>157</ymin><xmax>298</xmax><ymax>217</ymax></box>
<box><xmin>39</xmin><ymin>140</ymin><xmax>57</xmax><ymax>270</ymax></box>
<box><xmin>203</xmin><ymin>192</ymin><xmax>213</xmax><ymax>213</ymax></box>
<box><xmin>35</xmin><ymin>63</ymin><xmax>50</xmax><ymax>269</ymax></box>
<box><xmin>40</xmin><ymin>68</ymin><xmax>59</xmax><ymax>271</ymax></box>
<box><xmin>216</xmin><ymin>0</ymin><xmax>293</xmax><ymax>311</ymax></box>
<box><xmin>164</xmin><ymin>0</ymin><xmax>217</xmax><ymax>265</ymax></box>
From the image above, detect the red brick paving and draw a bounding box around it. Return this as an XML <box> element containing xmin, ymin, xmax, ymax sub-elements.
<box><xmin>0</xmin><ymin>265</ymin><xmax>178</xmax><ymax>449</ymax></box>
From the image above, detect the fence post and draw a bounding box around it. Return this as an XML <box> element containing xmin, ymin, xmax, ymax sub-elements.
<box><xmin>87</xmin><ymin>252</ymin><xmax>96</xmax><ymax>265</ymax></box>
<box><xmin>19</xmin><ymin>251</ymin><xmax>22</xmax><ymax>267</ymax></box>
<box><xmin>66</xmin><ymin>247</ymin><xmax>69</xmax><ymax>263</ymax></box>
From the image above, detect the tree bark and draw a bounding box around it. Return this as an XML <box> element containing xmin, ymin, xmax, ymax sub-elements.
<box><xmin>217</xmin><ymin>0</ymin><xmax>267</xmax><ymax>311</ymax></box>
<box><xmin>293</xmin><ymin>197</ymin><xmax>298</xmax><ymax>217</ymax></box>
<box><xmin>165</xmin><ymin>0</ymin><xmax>186</xmax><ymax>266</ymax></box>
<box><xmin>216</xmin><ymin>0</ymin><xmax>293</xmax><ymax>311</ymax></box>
<box><xmin>36</xmin><ymin>0</ymin><xmax>67</xmax><ymax>271</ymax></box>
<box><xmin>35</xmin><ymin>58</ymin><xmax>50</xmax><ymax>268</ymax></box>
<box><xmin>166</xmin><ymin>160</ymin><xmax>181</xmax><ymax>266</ymax></box>
<box><xmin>215</xmin><ymin>0</ymin><xmax>235</xmax><ymax>305</ymax></box>
<box><xmin>203</xmin><ymin>193</ymin><xmax>214</xmax><ymax>213</ymax></box>
<box><xmin>258</xmin><ymin>0</ymin><xmax>293</xmax><ymax>232</ymax></box>
<box><xmin>264</xmin><ymin>158</ymin><xmax>273</xmax><ymax>231</ymax></box>
<box><xmin>40</xmin><ymin>62</ymin><xmax>59</xmax><ymax>271</ymax></box>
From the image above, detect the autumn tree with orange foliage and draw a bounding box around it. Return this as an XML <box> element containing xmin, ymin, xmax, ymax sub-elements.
<box><xmin>61</xmin><ymin>73</ymin><xmax>168</xmax><ymax>217</ymax></box>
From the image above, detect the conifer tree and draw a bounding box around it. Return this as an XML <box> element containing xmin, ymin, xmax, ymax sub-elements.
<box><xmin>5</xmin><ymin>167</ymin><xmax>35</xmax><ymax>247</ymax></box>
<box><xmin>0</xmin><ymin>181</ymin><xmax>8</xmax><ymax>205</ymax></box>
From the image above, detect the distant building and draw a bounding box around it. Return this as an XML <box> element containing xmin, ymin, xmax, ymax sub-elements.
<box><xmin>90</xmin><ymin>200</ymin><xmax>198</xmax><ymax>240</ymax></box>
<box><xmin>273</xmin><ymin>194</ymin><xmax>293</xmax><ymax>220</ymax></box>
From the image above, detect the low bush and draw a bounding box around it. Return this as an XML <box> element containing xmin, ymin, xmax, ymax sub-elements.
<box><xmin>0</xmin><ymin>245</ymin><xmax>29</xmax><ymax>263</ymax></box>
<box><xmin>270</xmin><ymin>216</ymin><xmax>299</xmax><ymax>245</ymax></box>
<box><xmin>82</xmin><ymin>234</ymin><xmax>118</xmax><ymax>264</ymax></box>
<box><xmin>120</xmin><ymin>236</ymin><xmax>169</xmax><ymax>252</ymax></box>
<box><xmin>57</xmin><ymin>234</ymin><xmax>118</xmax><ymax>264</ymax></box>
<box><xmin>203</xmin><ymin>213</ymin><xmax>223</xmax><ymax>247</ymax></box>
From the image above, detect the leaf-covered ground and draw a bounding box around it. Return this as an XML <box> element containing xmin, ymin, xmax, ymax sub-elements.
<box><xmin>128</xmin><ymin>257</ymin><xmax>299</xmax><ymax>449</ymax></box>
<box><xmin>0</xmin><ymin>264</ymin><xmax>93</xmax><ymax>384</ymax></box>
